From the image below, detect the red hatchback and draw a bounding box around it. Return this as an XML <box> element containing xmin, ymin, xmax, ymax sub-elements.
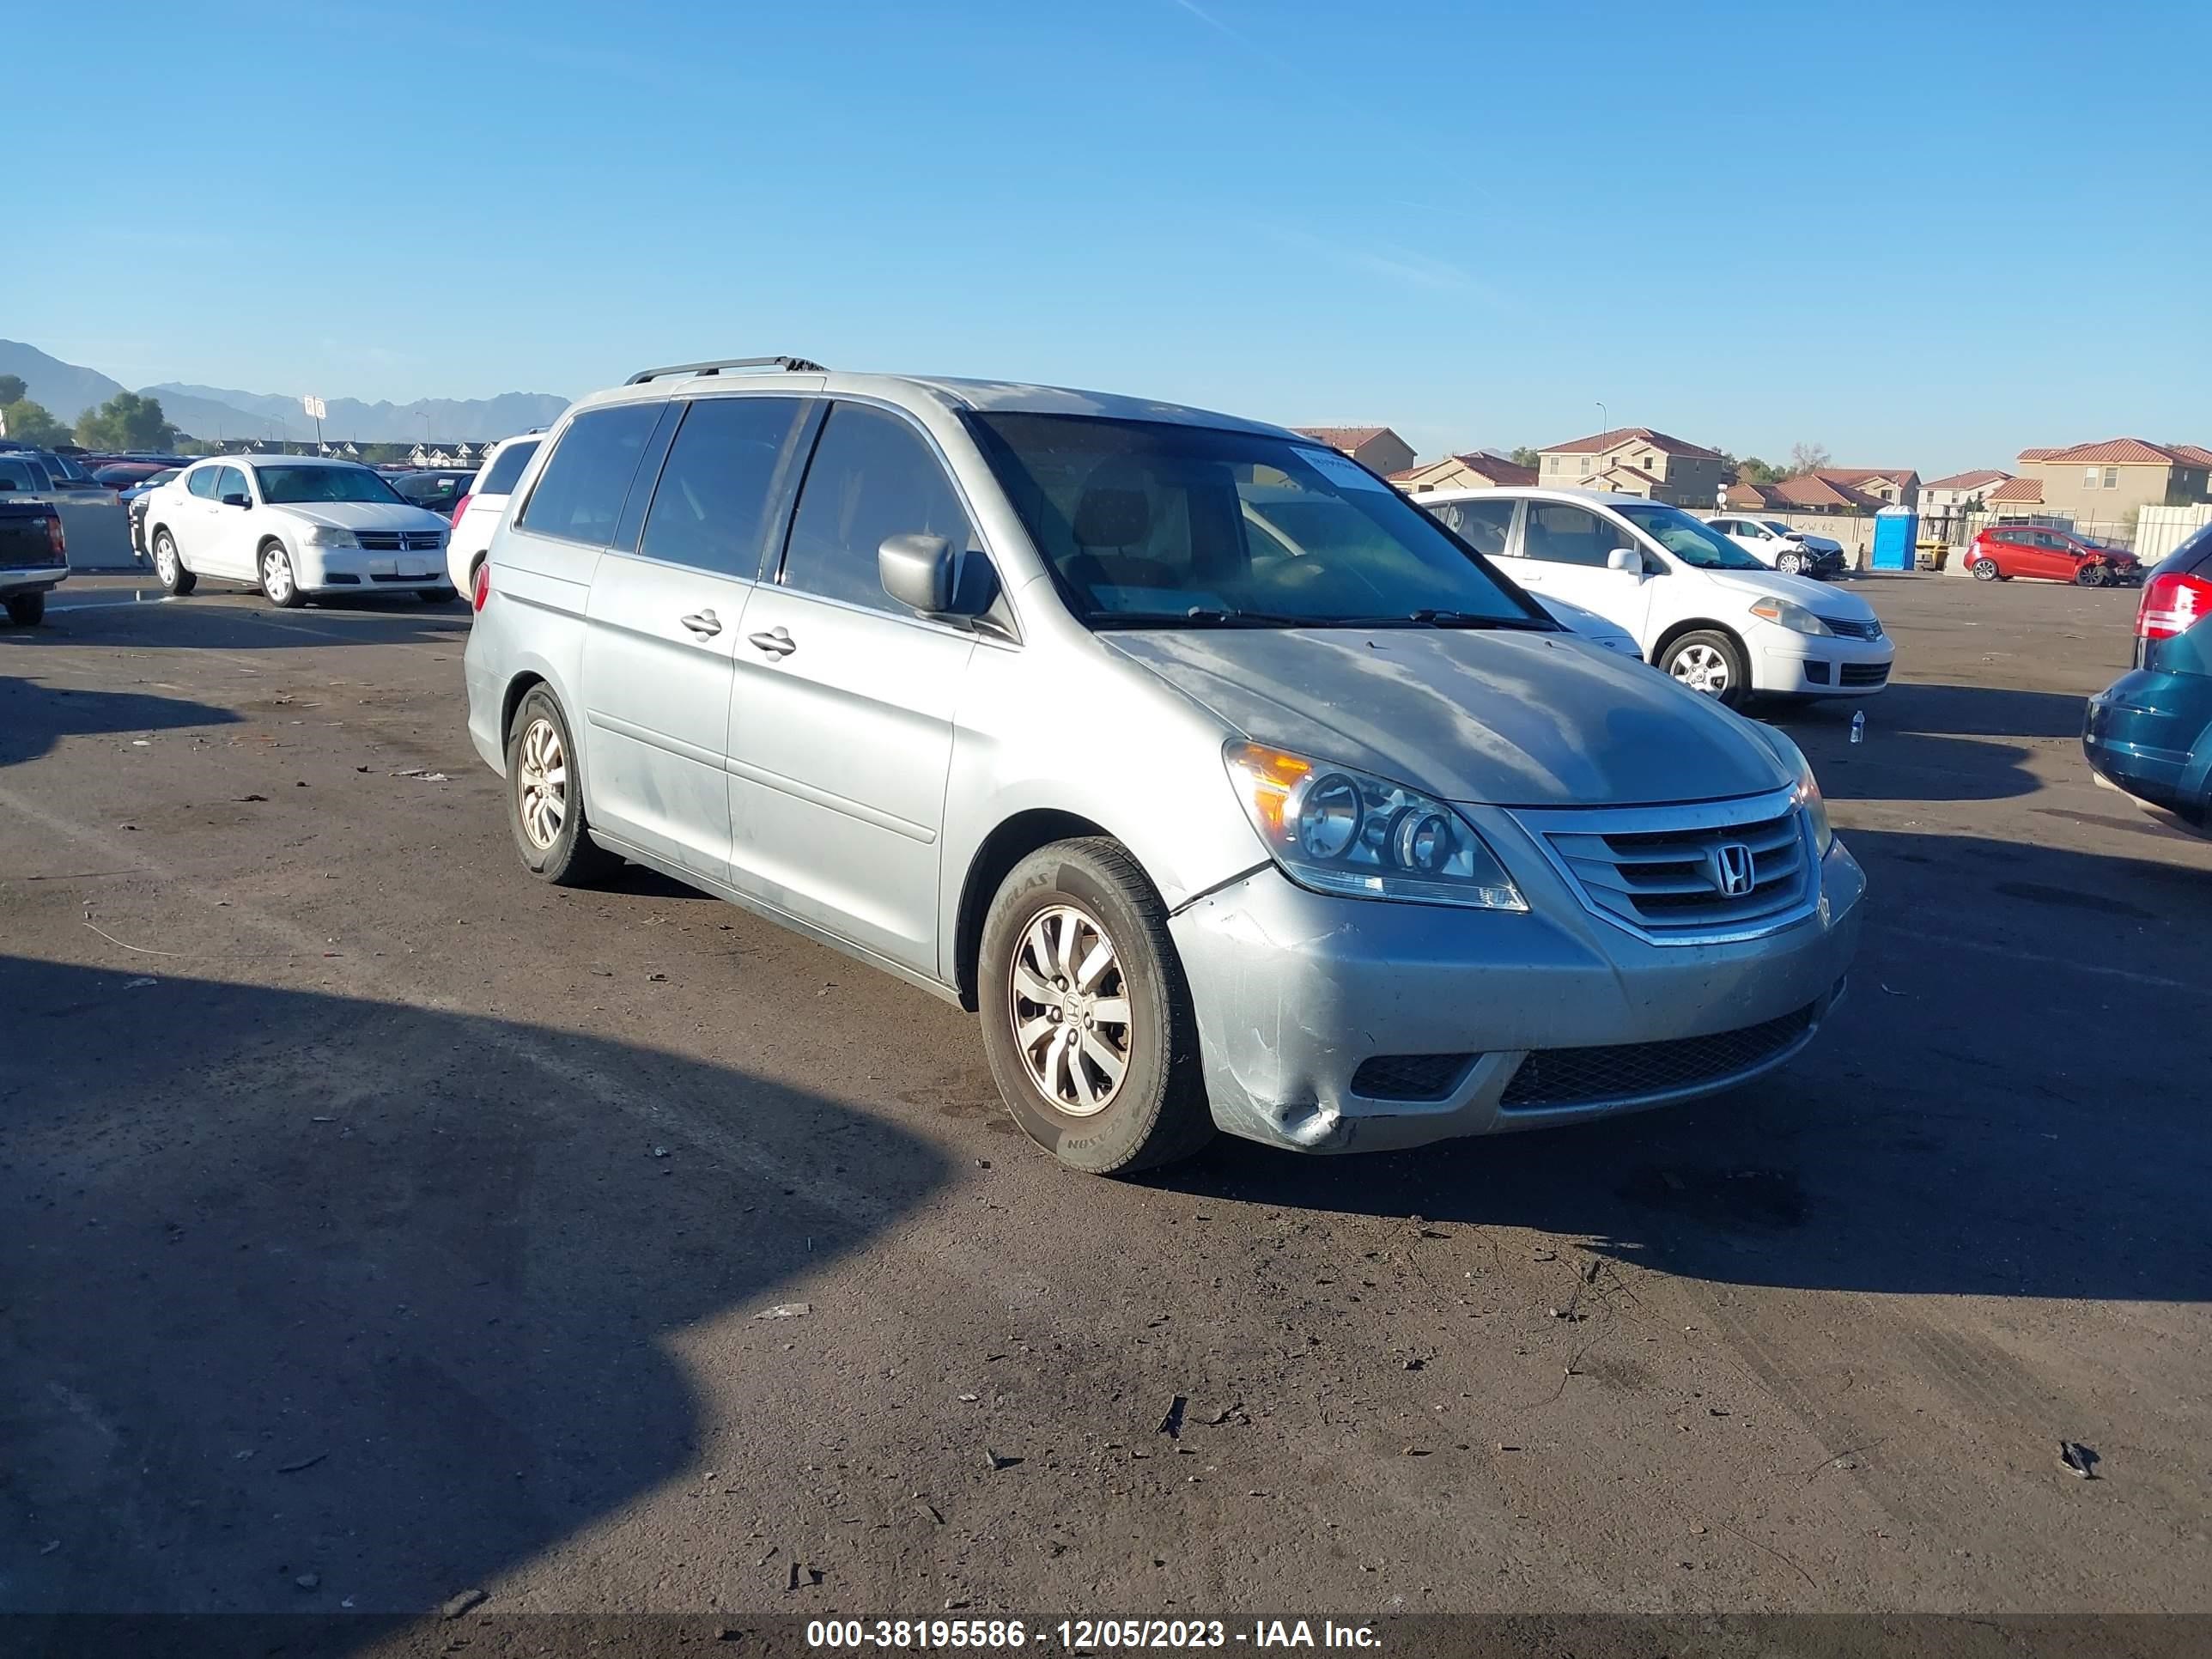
<box><xmin>1970</xmin><ymin>524</ymin><xmax>2142</xmax><ymax>586</ymax></box>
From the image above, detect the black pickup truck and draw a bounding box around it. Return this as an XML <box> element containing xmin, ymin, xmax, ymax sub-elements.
<box><xmin>0</xmin><ymin>472</ymin><xmax>69</xmax><ymax>625</ymax></box>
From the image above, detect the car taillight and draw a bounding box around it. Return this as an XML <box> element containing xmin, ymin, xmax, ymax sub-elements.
<box><xmin>451</xmin><ymin>493</ymin><xmax>471</xmax><ymax>526</ymax></box>
<box><xmin>46</xmin><ymin>516</ymin><xmax>66</xmax><ymax>560</ymax></box>
<box><xmin>471</xmin><ymin>559</ymin><xmax>492</xmax><ymax>613</ymax></box>
<box><xmin>2137</xmin><ymin>571</ymin><xmax>2212</xmax><ymax>641</ymax></box>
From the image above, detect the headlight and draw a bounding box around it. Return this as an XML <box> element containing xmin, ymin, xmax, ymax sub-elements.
<box><xmin>1224</xmin><ymin>742</ymin><xmax>1527</xmax><ymax>911</ymax></box>
<box><xmin>301</xmin><ymin>526</ymin><xmax>357</xmax><ymax>548</ymax></box>
<box><xmin>1748</xmin><ymin>597</ymin><xmax>1833</xmax><ymax>636</ymax></box>
<box><xmin>1750</xmin><ymin>726</ymin><xmax>1834</xmax><ymax>856</ymax></box>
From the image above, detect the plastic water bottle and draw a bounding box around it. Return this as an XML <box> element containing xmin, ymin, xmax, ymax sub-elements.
<box><xmin>1850</xmin><ymin>710</ymin><xmax>1865</xmax><ymax>744</ymax></box>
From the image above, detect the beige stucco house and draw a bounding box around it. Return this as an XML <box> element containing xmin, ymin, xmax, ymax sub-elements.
<box><xmin>1813</xmin><ymin>468</ymin><xmax>1920</xmax><ymax>507</ymax></box>
<box><xmin>1921</xmin><ymin>469</ymin><xmax>2010</xmax><ymax>515</ymax></box>
<box><xmin>1389</xmin><ymin>453</ymin><xmax>1539</xmax><ymax>494</ymax></box>
<box><xmin>1290</xmin><ymin>426</ymin><xmax>1417</xmax><ymax>477</ymax></box>
<box><xmin>1535</xmin><ymin>427</ymin><xmax>1727</xmax><ymax>507</ymax></box>
<box><xmin>2013</xmin><ymin>440</ymin><xmax>2211</xmax><ymax>525</ymax></box>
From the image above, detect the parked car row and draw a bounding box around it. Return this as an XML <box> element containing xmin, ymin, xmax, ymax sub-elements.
<box><xmin>458</xmin><ymin>357</ymin><xmax>1867</xmax><ymax>1175</ymax></box>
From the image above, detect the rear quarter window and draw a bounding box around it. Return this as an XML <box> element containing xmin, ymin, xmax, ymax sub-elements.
<box><xmin>516</xmin><ymin>407</ymin><xmax>662</xmax><ymax>547</ymax></box>
<box><xmin>480</xmin><ymin>439</ymin><xmax>540</xmax><ymax>496</ymax></box>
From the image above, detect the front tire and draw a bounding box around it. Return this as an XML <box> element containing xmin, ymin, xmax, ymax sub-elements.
<box><xmin>1659</xmin><ymin>629</ymin><xmax>1749</xmax><ymax>707</ymax></box>
<box><xmin>505</xmin><ymin>687</ymin><xmax>620</xmax><ymax>886</ymax></box>
<box><xmin>151</xmin><ymin>530</ymin><xmax>197</xmax><ymax>595</ymax></box>
<box><xmin>977</xmin><ymin>838</ymin><xmax>1213</xmax><ymax>1176</ymax></box>
<box><xmin>259</xmin><ymin>542</ymin><xmax>305</xmax><ymax>609</ymax></box>
<box><xmin>5</xmin><ymin>591</ymin><xmax>45</xmax><ymax>626</ymax></box>
<box><xmin>2075</xmin><ymin>563</ymin><xmax>2108</xmax><ymax>587</ymax></box>
<box><xmin>1778</xmin><ymin>550</ymin><xmax>1805</xmax><ymax>575</ymax></box>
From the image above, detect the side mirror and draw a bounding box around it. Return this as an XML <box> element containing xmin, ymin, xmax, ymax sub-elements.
<box><xmin>1607</xmin><ymin>548</ymin><xmax>1647</xmax><ymax>578</ymax></box>
<box><xmin>878</xmin><ymin>532</ymin><xmax>957</xmax><ymax>613</ymax></box>
<box><xmin>222</xmin><ymin>492</ymin><xmax>250</xmax><ymax>508</ymax></box>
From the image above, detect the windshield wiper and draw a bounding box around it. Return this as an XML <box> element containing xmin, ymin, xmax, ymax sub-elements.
<box><xmin>1091</xmin><ymin>608</ymin><xmax>1316</xmax><ymax>629</ymax></box>
<box><xmin>1402</xmin><ymin>609</ymin><xmax>1557</xmax><ymax>630</ymax></box>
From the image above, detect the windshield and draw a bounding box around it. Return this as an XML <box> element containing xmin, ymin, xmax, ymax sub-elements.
<box><xmin>1616</xmin><ymin>502</ymin><xmax>1770</xmax><ymax>570</ymax></box>
<box><xmin>256</xmin><ymin>465</ymin><xmax>404</xmax><ymax>506</ymax></box>
<box><xmin>1761</xmin><ymin>520</ymin><xmax>1798</xmax><ymax>537</ymax></box>
<box><xmin>964</xmin><ymin>413</ymin><xmax>1548</xmax><ymax>629</ymax></box>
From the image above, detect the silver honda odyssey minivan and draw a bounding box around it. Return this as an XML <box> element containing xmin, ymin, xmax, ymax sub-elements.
<box><xmin>463</xmin><ymin>358</ymin><xmax>1863</xmax><ymax>1174</ymax></box>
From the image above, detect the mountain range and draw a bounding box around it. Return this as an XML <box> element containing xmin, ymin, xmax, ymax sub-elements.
<box><xmin>0</xmin><ymin>339</ymin><xmax>570</xmax><ymax>443</ymax></box>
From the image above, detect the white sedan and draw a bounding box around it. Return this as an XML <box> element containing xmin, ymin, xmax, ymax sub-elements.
<box><xmin>143</xmin><ymin>456</ymin><xmax>456</xmax><ymax>607</ymax></box>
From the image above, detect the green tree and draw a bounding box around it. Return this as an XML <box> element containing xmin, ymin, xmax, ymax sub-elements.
<box><xmin>75</xmin><ymin>392</ymin><xmax>179</xmax><ymax>451</ymax></box>
<box><xmin>1</xmin><ymin>397</ymin><xmax>72</xmax><ymax>446</ymax></box>
<box><xmin>1735</xmin><ymin>456</ymin><xmax>1786</xmax><ymax>484</ymax></box>
<box><xmin>1509</xmin><ymin>446</ymin><xmax>1541</xmax><ymax>469</ymax></box>
<box><xmin>0</xmin><ymin>374</ymin><xmax>26</xmax><ymax>406</ymax></box>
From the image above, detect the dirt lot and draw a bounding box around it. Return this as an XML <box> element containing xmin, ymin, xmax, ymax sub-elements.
<box><xmin>3</xmin><ymin>573</ymin><xmax>2208</xmax><ymax>1632</ymax></box>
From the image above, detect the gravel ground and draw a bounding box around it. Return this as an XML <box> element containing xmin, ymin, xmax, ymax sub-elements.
<box><xmin>3</xmin><ymin>572</ymin><xmax>2207</xmax><ymax>1631</ymax></box>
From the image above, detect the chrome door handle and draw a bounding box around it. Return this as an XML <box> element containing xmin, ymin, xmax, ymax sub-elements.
<box><xmin>747</xmin><ymin>626</ymin><xmax>796</xmax><ymax>658</ymax></box>
<box><xmin>681</xmin><ymin>609</ymin><xmax>722</xmax><ymax>637</ymax></box>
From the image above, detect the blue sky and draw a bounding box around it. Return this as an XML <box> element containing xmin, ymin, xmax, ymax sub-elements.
<box><xmin>13</xmin><ymin>0</ymin><xmax>2209</xmax><ymax>473</ymax></box>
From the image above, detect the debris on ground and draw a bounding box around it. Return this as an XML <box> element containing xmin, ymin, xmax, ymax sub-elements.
<box><xmin>295</xmin><ymin>1572</ymin><xmax>320</xmax><ymax>1590</ymax></box>
<box><xmin>123</xmin><ymin>976</ymin><xmax>157</xmax><ymax>990</ymax></box>
<box><xmin>276</xmin><ymin>1452</ymin><xmax>327</xmax><ymax>1474</ymax></box>
<box><xmin>440</xmin><ymin>1589</ymin><xmax>488</xmax><ymax>1620</ymax></box>
<box><xmin>985</xmin><ymin>1449</ymin><xmax>1021</xmax><ymax>1471</ymax></box>
<box><xmin>1158</xmin><ymin>1395</ymin><xmax>1188</xmax><ymax>1439</ymax></box>
<box><xmin>236</xmin><ymin>793</ymin><xmax>269</xmax><ymax>803</ymax></box>
<box><xmin>2060</xmin><ymin>1441</ymin><xmax>2099</xmax><ymax>1479</ymax></box>
<box><xmin>1533</xmin><ymin>1249</ymin><xmax>1557</xmax><ymax>1263</ymax></box>
<box><xmin>753</xmin><ymin>1303</ymin><xmax>811</xmax><ymax>1320</ymax></box>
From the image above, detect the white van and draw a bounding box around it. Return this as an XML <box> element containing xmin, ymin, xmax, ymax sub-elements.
<box><xmin>1420</xmin><ymin>487</ymin><xmax>1893</xmax><ymax>704</ymax></box>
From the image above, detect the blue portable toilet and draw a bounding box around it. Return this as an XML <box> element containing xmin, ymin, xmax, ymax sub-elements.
<box><xmin>1871</xmin><ymin>504</ymin><xmax>1918</xmax><ymax>571</ymax></box>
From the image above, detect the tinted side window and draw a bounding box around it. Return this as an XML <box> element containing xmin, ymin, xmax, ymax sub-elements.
<box><xmin>517</xmin><ymin>404</ymin><xmax>664</xmax><ymax>546</ymax></box>
<box><xmin>638</xmin><ymin>398</ymin><xmax>805</xmax><ymax>579</ymax></box>
<box><xmin>479</xmin><ymin>439</ymin><xmax>539</xmax><ymax>495</ymax></box>
<box><xmin>782</xmin><ymin>404</ymin><xmax>972</xmax><ymax>613</ymax></box>
<box><xmin>1522</xmin><ymin>503</ymin><xmax>1618</xmax><ymax>567</ymax></box>
<box><xmin>187</xmin><ymin>466</ymin><xmax>221</xmax><ymax>500</ymax></box>
<box><xmin>216</xmin><ymin>466</ymin><xmax>249</xmax><ymax>501</ymax></box>
<box><xmin>1430</xmin><ymin>497</ymin><xmax>1516</xmax><ymax>557</ymax></box>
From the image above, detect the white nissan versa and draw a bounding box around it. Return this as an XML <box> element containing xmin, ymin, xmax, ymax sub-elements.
<box><xmin>1420</xmin><ymin>487</ymin><xmax>1893</xmax><ymax>703</ymax></box>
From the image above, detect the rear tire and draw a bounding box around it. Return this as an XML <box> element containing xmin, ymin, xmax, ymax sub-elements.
<box><xmin>1971</xmin><ymin>558</ymin><xmax>2000</xmax><ymax>581</ymax></box>
<box><xmin>977</xmin><ymin>838</ymin><xmax>1214</xmax><ymax>1176</ymax></box>
<box><xmin>505</xmin><ymin>687</ymin><xmax>620</xmax><ymax>886</ymax></box>
<box><xmin>259</xmin><ymin>541</ymin><xmax>305</xmax><ymax>609</ymax></box>
<box><xmin>5</xmin><ymin>591</ymin><xmax>45</xmax><ymax>626</ymax></box>
<box><xmin>1658</xmin><ymin>629</ymin><xmax>1749</xmax><ymax>707</ymax></box>
<box><xmin>151</xmin><ymin>529</ymin><xmax>197</xmax><ymax>595</ymax></box>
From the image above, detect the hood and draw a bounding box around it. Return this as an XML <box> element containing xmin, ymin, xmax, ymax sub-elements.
<box><xmin>268</xmin><ymin>500</ymin><xmax>450</xmax><ymax>533</ymax></box>
<box><xmin>1790</xmin><ymin>533</ymin><xmax>1843</xmax><ymax>553</ymax></box>
<box><xmin>1100</xmin><ymin>626</ymin><xmax>1792</xmax><ymax>807</ymax></box>
<box><xmin>1698</xmin><ymin>564</ymin><xmax>1878</xmax><ymax>617</ymax></box>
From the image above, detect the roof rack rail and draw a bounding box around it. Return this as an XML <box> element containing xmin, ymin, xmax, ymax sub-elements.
<box><xmin>624</xmin><ymin>356</ymin><xmax>826</xmax><ymax>386</ymax></box>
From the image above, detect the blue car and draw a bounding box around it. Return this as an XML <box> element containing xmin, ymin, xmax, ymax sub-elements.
<box><xmin>2084</xmin><ymin>524</ymin><xmax>2212</xmax><ymax>829</ymax></box>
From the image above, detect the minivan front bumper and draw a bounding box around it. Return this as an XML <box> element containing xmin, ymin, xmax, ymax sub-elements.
<box><xmin>1168</xmin><ymin>835</ymin><xmax>1864</xmax><ymax>1154</ymax></box>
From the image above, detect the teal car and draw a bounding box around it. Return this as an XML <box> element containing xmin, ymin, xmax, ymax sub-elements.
<box><xmin>2084</xmin><ymin>526</ymin><xmax>2212</xmax><ymax>829</ymax></box>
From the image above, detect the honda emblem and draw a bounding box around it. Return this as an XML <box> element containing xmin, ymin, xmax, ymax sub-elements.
<box><xmin>1711</xmin><ymin>842</ymin><xmax>1755</xmax><ymax>897</ymax></box>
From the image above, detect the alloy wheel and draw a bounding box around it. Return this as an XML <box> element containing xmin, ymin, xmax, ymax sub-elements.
<box><xmin>262</xmin><ymin>548</ymin><xmax>293</xmax><ymax>605</ymax></box>
<box><xmin>155</xmin><ymin>537</ymin><xmax>179</xmax><ymax>586</ymax></box>
<box><xmin>1008</xmin><ymin>902</ymin><xmax>1133</xmax><ymax>1117</ymax></box>
<box><xmin>515</xmin><ymin>716</ymin><xmax>567</xmax><ymax>851</ymax></box>
<box><xmin>1668</xmin><ymin>642</ymin><xmax>1730</xmax><ymax>696</ymax></box>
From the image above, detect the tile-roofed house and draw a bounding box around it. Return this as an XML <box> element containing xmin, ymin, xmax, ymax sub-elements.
<box><xmin>1389</xmin><ymin>452</ymin><xmax>1539</xmax><ymax>493</ymax></box>
<box><xmin>1535</xmin><ymin>425</ymin><xmax>1728</xmax><ymax>505</ymax></box>
<box><xmin>1290</xmin><ymin>426</ymin><xmax>1416</xmax><ymax>476</ymax></box>
<box><xmin>1723</xmin><ymin>480</ymin><xmax>1790</xmax><ymax>512</ymax></box>
<box><xmin>1770</xmin><ymin>473</ymin><xmax>1887</xmax><ymax>512</ymax></box>
<box><xmin>2167</xmin><ymin>444</ymin><xmax>2212</xmax><ymax>471</ymax></box>
<box><xmin>1812</xmin><ymin>467</ymin><xmax>1920</xmax><ymax>506</ymax></box>
<box><xmin>2012</xmin><ymin>439</ymin><xmax>2209</xmax><ymax>530</ymax></box>
<box><xmin>1921</xmin><ymin>469</ymin><xmax>2012</xmax><ymax>519</ymax></box>
<box><xmin>1986</xmin><ymin>476</ymin><xmax>2045</xmax><ymax>504</ymax></box>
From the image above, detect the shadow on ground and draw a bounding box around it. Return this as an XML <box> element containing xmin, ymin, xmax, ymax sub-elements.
<box><xmin>0</xmin><ymin>957</ymin><xmax>947</xmax><ymax>1620</ymax></box>
<box><xmin>1153</xmin><ymin>827</ymin><xmax>2212</xmax><ymax>1306</ymax></box>
<box><xmin>0</xmin><ymin>675</ymin><xmax>239</xmax><ymax>769</ymax></box>
<box><xmin>22</xmin><ymin>592</ymin><xmax>471</xmax><ymax>653</ymax></box>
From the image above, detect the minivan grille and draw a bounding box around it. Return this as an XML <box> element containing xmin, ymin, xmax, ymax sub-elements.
<box><xmin>1500</xmin><ymin>1003</ymin><xmax>1816</xmax><ymax>1109</ymax></box>
<box><xmin>1512</xmin><ymin>789</ymin><xmax>1814</xmax><ymax>943</ymax></box>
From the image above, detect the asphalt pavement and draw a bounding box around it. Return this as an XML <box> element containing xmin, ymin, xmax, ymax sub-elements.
<box><xmin>3</xmin><ymin>572</ymin><xmax>2208</xmax><ymax>1631</ymax></box>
